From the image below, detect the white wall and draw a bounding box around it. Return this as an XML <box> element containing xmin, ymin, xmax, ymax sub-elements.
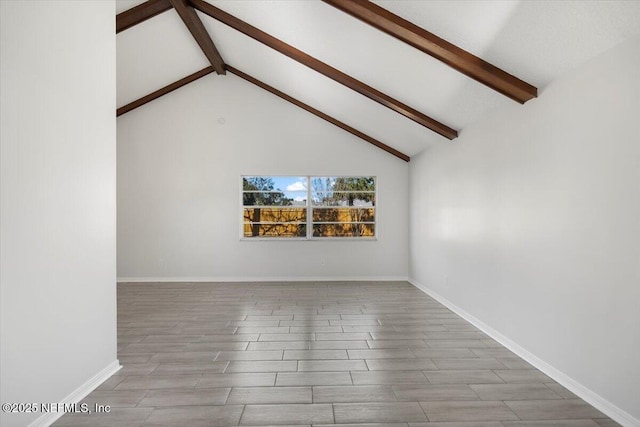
<box><xmin>117</xmin><ymin>74</ymin><xmax>409</xmax><ymax>280</ymax></box>
<box><xmin>0</xmin><ymin>2</ymin><xmax>117</xmax><ymax>426</ymax></box>
<box><xmin>409</xmin><ymin>37</ymin><xmax>640</xmax><ymax>424</ymax></box>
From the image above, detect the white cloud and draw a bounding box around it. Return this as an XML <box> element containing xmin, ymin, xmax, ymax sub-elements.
<box><xmin>286</xmin><ymin>181</ymin><xmax>306</xmax><ymax>191</ymax></box>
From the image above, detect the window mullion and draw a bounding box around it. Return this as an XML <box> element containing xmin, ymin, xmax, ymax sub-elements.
<box><xmin>307</xmin><ymin>176</ymin><xmax>312</xmax><ymax>239</ymax></box>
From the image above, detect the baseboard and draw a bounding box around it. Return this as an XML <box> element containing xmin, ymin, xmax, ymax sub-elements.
<box><xmin>408</xmin><ymin>278</ymin><xmax>639</xmax><ymax>427</ymax></box>
<box><xmin>29</xmin><ymin>360</ymin><xmax>122</xmax><ymax>427</ymax></box>
<box><xmin>117</xmin><ymin>276</ymin><xmax>409</xmax><ymax>283</ymax></box>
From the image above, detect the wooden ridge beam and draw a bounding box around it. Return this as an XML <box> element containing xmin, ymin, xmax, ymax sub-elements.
<box><xmin>116</xmin><ymin>66</ymin><xmax>214</xmax><ymax>116</ymax></box>
<box><xmin>169</xmin><ymin>0</ymin><xmax>226</xmax><ymax>74</ymax></box>
<box><xmin>323</xmin><ymin>0</ymin><xmax>537</xmax><ymax>104</ymax></box>
<box><xmin>226</xmin><ymin>65</ymin><xmax>409</xmax><ymax>162</ymax></box>
<box><xmin>116</xmin><ymin>0</ymin><xmax>173</xmax><ymax>33</ymax></box>
<box><xmin>190</xmin><ymin>0</ymin><xmax>457</xmax><ymax>140</ymax></box>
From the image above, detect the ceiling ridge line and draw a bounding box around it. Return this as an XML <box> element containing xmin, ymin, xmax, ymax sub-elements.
<box><xmin>189</xmin><ymin>0</ymin><xmax>458</xmax><ymax>140</ymax></box>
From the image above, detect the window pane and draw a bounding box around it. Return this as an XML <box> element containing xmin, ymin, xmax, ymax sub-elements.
<box><xmin>243</xmin><ymin>176</ymin><xmax>307</xmax><ymax>191</ymax></box>
<box><xmin>244</xmin><ymin>208</ymin><xmax>306</xmax><ymax>223</ymax></box>
<box><xmin>313</xmin><ymin>208</ymin><xmax>375</xmax><ymax>222</ymax></box>
<box><xmin>243</xmin><ymin>191</ymin><xmax>305</xmax><ymax>206</ymax></box>
<box><xmin>283</xmin><ymin>192</ymin><xmax>307</xmax><ymax>206</ymax></box>
<box><xmin>310</xmin><ymin>177</ymin><xmax>335</xmax><ymax>192</ymax></box>
<box><xmin>312</xmin><ymin>223</ymin><xmax>375</xmax><ymax>237</ymax></box>
<box><xmin>243</xmin><ymin>223</ymin><xmax>306</xmax><ymax>238</ymax></box>
<box><xmin>312</xmin><ymin>192</ymin><xmax>375</xmax><ymax>207</ymax></box>
<box><xmin>311</xmin><ymin>176</ymin><xmax>375</xmax><ymax>193</ymax></box>
<box><xmin>242</xmin><ymin>176</ymin><xmax>308</xmax><ymax>206</ymax></box>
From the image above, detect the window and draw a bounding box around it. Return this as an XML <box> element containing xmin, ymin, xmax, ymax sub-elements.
<box><xmin>241</xmin><ymin>176</ymin><xmax>307</xmax><ymax>238</ymax></box>
<box><xmin>242</xmin><ymin>176</ymin><xmax>376</xmax><ymax>239</ymax></box>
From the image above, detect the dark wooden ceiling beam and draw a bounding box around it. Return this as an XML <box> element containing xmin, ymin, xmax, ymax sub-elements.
<box><xmin>169</xmin><ymin>0</ymin><xmax>226</xmax><ymax>74</ymax></box>
<box><xmin>117</xmin><ymin>66</ymin><xmax>214</xmax><ymax>116</ymax></box>
<box><xmin>116</xmin><ymin>0</ymin><xmax>173</xmax><ymax>33</ymax></box>
<box><xmin>190</xmin><ymin>0</ymin><xmax>457</xmax><ymax>140</ymax></box>
<box><xmin>323</xmin><ymin>0</ymin><xmax>537</xmax><ymax>104</ymax></box>
<box><xmin>226</xmin><ymin>65</ymin><xmax>409</xmax><ymax>162</ymax></box>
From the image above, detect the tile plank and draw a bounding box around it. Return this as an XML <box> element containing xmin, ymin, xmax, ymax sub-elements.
<box><xmin>313</xmin><ymin>385</ymin><xmax>397</xmax><ymax>403</ymax></box>
<box><xmin>241</xmin><ymin>404</ymin><xmax>334</xmax><ymax>425</ymax></box>
<box><xmin>420</xmin><ymin>401</ymin><xmax>520</xmax><ymax>422</ymax></box>
<box><xmin>334</xmin><ymin>402</ymin><xmax>427</xmax><ymax>423</ymax></box>
<box><xmin>228</xmin><ymin>386</ymin><xmax>312</xmax><ymax>404</ymax></box>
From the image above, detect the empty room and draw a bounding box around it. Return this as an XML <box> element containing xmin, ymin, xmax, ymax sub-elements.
<box><xmin>1</xmin><ymin>0</ymin><xmax>639</xmax><ymax>426</ymax></box>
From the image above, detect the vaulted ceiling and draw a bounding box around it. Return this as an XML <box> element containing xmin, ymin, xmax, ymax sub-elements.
<box><xmin>116</xmin><ymin>0</ymin><xmax>640</xmax><ymax>160</ymax></box>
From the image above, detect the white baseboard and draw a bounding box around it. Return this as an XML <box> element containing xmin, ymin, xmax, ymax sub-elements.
<box><xmin>29</xmin><ymin>360</ymin><xmax>122</xmax><ymax>427</ymax></box>
<box><xmin>408</xmin><ymin>278</ymin><xmax>639</xmax><ymax>427</ymax></box>
<box><xmin>117</xmin><ymin>276</ymin><xmax>409</xmax><ymax>283</ymax></box>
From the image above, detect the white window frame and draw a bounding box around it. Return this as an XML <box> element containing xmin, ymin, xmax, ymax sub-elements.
<box><xmin>240</xmin><ymin>175</ymin><xmax>377</xmax><ymax>241</ymax></box>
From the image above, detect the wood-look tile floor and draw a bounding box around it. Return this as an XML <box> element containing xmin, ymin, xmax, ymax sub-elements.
<box><xmin>54</xmin><ymin>282</ymin><xmax>618</xmax><ymax>426</ymax></box>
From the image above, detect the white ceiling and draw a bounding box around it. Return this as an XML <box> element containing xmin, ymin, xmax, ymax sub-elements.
<box><xmin>116</xmin><ymin>0</ymin><xmax>640</xmax><ymax>157</ymax></box>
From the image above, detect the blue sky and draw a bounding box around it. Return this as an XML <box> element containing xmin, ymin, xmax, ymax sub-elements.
<box><xmin>271</xmin><ymin>176</ymin><xmax>307</xmax><ymax>202</ymax></box>
<box><xmin>271</xmin><ymin>176</ymin><xmax>306</xmax><ymax>192</ymax></box>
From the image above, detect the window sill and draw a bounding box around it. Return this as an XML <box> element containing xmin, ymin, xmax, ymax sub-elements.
<box><xmin>240</xmin><ymin>237</ymin><xmax>378</xmax><ymax>242</ymax></box>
